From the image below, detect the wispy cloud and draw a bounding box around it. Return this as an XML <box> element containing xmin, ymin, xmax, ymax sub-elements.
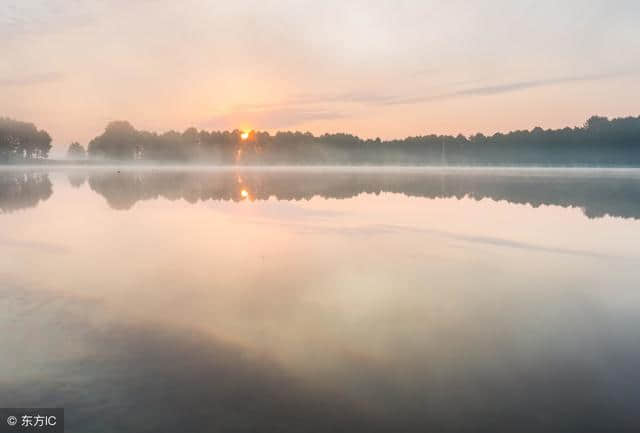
<box><xmin>0</xmin><ymin>72</ymin><xmax>64</xmax><ymax>87</ymax></box>
<box><xmin>232</xmin><ymin>91</ymin><xmax>397</xmax><ymax>112</ymax></box>
<box><xmin>200</xmin><ymin>71</ymin><xmax>624</xmax><ymax>131</ymax></box>
<box><xmin>201</xmin><ymin>108</ymin><xmax>345</xmax><ymax>130</ymax></box>
<box><xmin>382</xmin><ymin>71</ymin><xmax>633</xmax><ymax>105</ymax></box>
<box><xmin>230</xmin><ymin>71</ymin><xmax>631</xmax><ymax>114</ymax></box>
<box><xmin>0</xmin><ymin>1</ymin><xmax>110</xmax><ymax>39</ymax></box>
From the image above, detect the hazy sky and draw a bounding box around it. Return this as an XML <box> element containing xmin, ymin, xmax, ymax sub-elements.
<box><xmin>1</xmin><ymin>0</ymin><xmax>640</xmax><ymax>152</ymax></box>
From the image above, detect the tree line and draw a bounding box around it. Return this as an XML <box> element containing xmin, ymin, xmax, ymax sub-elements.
<box><xmin>0</xmin><ymin>118</ymin><xmax>52</xmax><ymax>161</ymax></box>
<box><xmin>2</xmin><ymin>114</ymin><xmax>640</xmax><ymax>165</ymax></box>
<box><xmin>85</xmin><ymin>115</ymin><xmax>640</xmax><ymax>166</ymax></box>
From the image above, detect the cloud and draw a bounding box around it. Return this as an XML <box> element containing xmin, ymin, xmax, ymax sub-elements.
<box><xmin>230</xmin><ymin>71</ymin><xmax>632</xmax><ymax>113</ymax></box>
<box><xmin>382</xmin><ymin>71</ymin><xmax>633</xmax><ymax>105</ymax></box>
<box><xmin>200</xmin><ymin>69</ymin><xmax>623</xmax><ymax>133</ymax></box>
<box><xmin>0</xmin><ymin>72</ymin><xmax>64</xmax><ymax>87</ymax></box>
<box><xmin>233</xmin><ymin>91</ymin><xmax>398</xmax><ymax>112</ymax></box>
<box><xmin>201</xmin><ymin>108</ymin><xmax>346</xmax><ymax>130</ymax></box>
<box><xmin>0</xmin><ymin>1</ymin><xmax>113</xmax><ymax>40</ymax></box>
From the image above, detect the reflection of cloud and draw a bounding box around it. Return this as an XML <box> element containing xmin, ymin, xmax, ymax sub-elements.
<box><xmin>222</xmin><ymin>200</ymin><xmax>343</xmax><ymax>221</ymax></box>
<box><xmin>437</xmin><ymin>229</ymin><xmax>614</xmax><ymax>258</ymax></box>
<box><xmin>0</xmin><ymin>237</ymin><xmax>68</xmax><ymax>254</ymax></box>
<box><xmin>2</xmin><ymin>320</ymin><xmax>379</xmax><ymax>432</ymax></box>
<box><xmin>284</xmin><ymin>222</ymin><xmax>616</xmax><ymax>259</ymax></box>
<box><xmin>3</xmin><ymin>270</ymin><xmax>640</xmax><ymax>432</ymax></box>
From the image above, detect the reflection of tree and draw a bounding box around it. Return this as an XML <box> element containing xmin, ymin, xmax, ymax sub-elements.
<box><xmin>88</xmin><ymin>169</ymin><xmax>640</xmax><ymax>219</ymax></box>
<box><xmin>67</xmin><ymin>172</ymin><xmax>88</xmax><ymax>188</ymax></box>
<box><xmin>88</xmin><ymin>171</ymin><xmax>239</xmax><ymax>210</ymax></box>
<box><xmin>0</xmin><ymin>171</ymin><xmax>53</xmax><ymax>212</ymax></box>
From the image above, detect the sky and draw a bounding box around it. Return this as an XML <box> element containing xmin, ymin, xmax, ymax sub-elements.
<box><xmin>1</xmin><ymin>0</ymin><xmax>640</xmax><ymax>154</ymax></box>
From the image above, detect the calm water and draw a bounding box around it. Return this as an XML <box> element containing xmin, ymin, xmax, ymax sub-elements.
<box><xmin>1</xmin><ymin>167</ymin><xmax>640</xmax><ymax>432</ymax></box>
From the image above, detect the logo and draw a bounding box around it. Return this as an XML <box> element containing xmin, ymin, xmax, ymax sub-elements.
<box><xmin>1</xmin><ymin>409</ymin><xmax>63</xmax><ymax>432</ymax></box>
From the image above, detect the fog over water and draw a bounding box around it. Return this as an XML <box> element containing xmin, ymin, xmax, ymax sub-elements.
<box><xmin>1</xmin><ymin>167</ymin><xmax>640</xmax><ymax>432</ymax></box>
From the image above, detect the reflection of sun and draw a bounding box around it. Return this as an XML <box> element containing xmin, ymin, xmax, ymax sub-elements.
<box><xmin>240</xmin><ymin>131</ymin><xmax>249</xmax><ymax>140</ymax></box>
<box><xmin>240</xmin><ymin>189</ymin><xmax>249</xmax><ymax>198</ymax></box>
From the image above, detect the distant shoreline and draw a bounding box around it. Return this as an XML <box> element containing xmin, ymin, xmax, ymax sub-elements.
<box><xmin>4</xmin><ymin>115</ymin><xmax>640</xmax><ymax>166</ymax></box>
<box><xmin>3</xmin><ymin>161</ymin><xmax>640</xmax><ymax>171</ymax></box>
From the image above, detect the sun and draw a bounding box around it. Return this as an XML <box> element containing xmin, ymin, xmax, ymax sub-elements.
<box><xmin>240</xmin><ymin>189</ymin><xmax>249</xmax><ymax>198</ymax></box>
<box><xmin>240</xmin><ymin>131</ymin><xmax>249</xmax><ymax>140</ymax></box>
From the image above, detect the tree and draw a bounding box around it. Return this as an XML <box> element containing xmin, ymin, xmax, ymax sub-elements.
<box><xmin>0</xmin><ymin>117</ymin><xmax>51</xmax><ymax>161</ymax></box>
<box><xmin>83</xmin><ymin>115</ymin><xmax>640</xmax><ymax>166</ymax></box>
<box><xmin>67</xmin><ymin>142</ymin><xmax>86</xmax><ymax>159</ymax></box>
<box><xmin>88</xmin><ymin>121</ymin><xmax>139</xmax><ymax>160</ymax></box>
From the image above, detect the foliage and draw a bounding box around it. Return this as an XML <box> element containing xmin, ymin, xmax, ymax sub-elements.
<box><xmin>0</xmin><ymin>118</ymin><xmax>52</xmax><ymax>161</ymax></box>
<box><xmin>67</xmin><ymin>142</ymin><xmax>87</xmax><ymax>158</ymax></box>
<box><xmin>86</xmin><ymin>115</ymin><xmax>640</xmax><ymax>166</ymax></box>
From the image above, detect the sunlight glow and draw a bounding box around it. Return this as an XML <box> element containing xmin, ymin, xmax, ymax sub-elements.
<box><xmin>241</xmin><ymin>132</ymin><xmax>249</xmax><ymax>140</ymax></box>
<box><xmin>241</xmin><ymin>189</ymin><xmax>249</xmax><ymax>198</ymax></box>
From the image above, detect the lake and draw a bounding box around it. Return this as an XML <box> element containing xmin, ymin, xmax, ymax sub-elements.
<box><xmin>1</xmin><ymin>167</ymin><xmax>639</xmax><ymax>432</ymax></box>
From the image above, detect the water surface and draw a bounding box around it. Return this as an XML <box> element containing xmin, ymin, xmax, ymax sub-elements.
<box><xmin>1</xmin><ymin>167</ymin><xmax>639</xmax><ymax>432</ymax></box>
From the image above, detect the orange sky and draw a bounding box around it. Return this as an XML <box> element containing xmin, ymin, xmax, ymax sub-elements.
<box><xmin>1</xmin><ymin>0</ymin><xmax>639</xmax><ymax>155</ymax></box>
